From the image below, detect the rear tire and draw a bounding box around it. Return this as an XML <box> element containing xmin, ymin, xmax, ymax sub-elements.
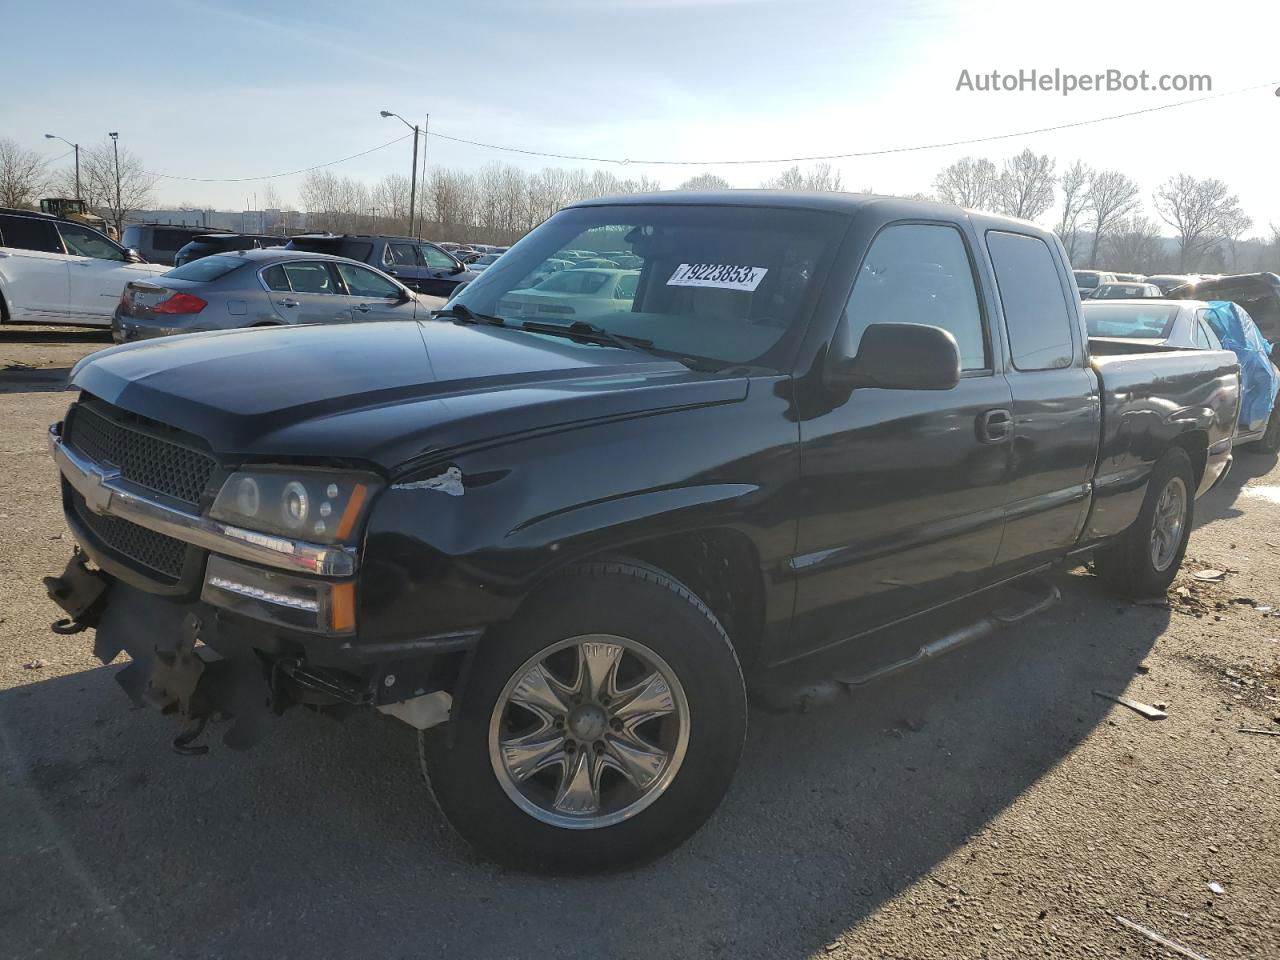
<box><xmin>1248</xmin><ymin>407</ymin><xmax>1280</xmax><ymax>454</ymax></box>
<box><xmin>1094</xmin><ymin>447</ymin><xmax>1194</xmax><ymax>597</ymax></box>
<box><xmin>419</xmin><ymin>560</ymin><xmax>747</xmax><ymax>873</ymax></box>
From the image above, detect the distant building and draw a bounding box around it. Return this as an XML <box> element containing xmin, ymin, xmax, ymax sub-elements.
<box><xmin>125</xmin><ymin>208</ymin><xmax>306</xmax><ymax>234</ymax></box>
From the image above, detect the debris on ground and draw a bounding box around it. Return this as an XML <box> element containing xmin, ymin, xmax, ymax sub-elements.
<box><xmin>22</xmin><ymin>658</ymin><xmax>48</xmax><ymax>670</ymax></box>
<box><xmin>1238</xmin><ymin>727</ymin><xmax>1280</xmax><ymax>737</ymax></box>
<box><xmin>1192</xmin><ymin>568</ymin><xmax>1226</xmax><ymax>581</ymax></box>
<box><xmin>1093</xmin><ymin>690</ymin><xmax>1168</xmax><ymax>720</ymax></box>
<box><xmin>1208</xmin><ymin>881</ymin><xmax>1226</xmax><ymax>895</ymax></box>
<box><xmin>1114</xmin><ymin>915</ymin><xmax>1212</xmax><ymax>960</ymax></box>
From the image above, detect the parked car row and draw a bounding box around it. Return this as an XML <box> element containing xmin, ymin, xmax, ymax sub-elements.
<box><xmin>0</xmin><ymin>205</ymin><xmax>446</xmax><ymax>336</ymax></box>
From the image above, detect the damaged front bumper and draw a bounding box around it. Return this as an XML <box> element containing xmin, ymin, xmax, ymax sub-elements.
<box><xmin>45</xmin><ymin>551</ymin><xmax>469</xmax><ymax>752</ymax></box>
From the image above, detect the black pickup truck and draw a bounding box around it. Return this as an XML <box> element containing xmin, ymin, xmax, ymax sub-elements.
<box><xmin>45</xmin><ymin>192</ymin><xmax>1239</xmax><ymax>872</ymax></box>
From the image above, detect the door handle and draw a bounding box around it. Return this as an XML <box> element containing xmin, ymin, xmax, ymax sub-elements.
<box><xmin>277</xmin><ymin>298</ymin><xmax>299</xmax><ymax>308</ymax></box>
<box><xmin>356</xmin><ymin>303</ymin><xmax>372</xmax><ymax>313</ymax></box>
<box><xmin>978</xmin><ymin>408</ymin><xmax>1013</xmax><ymax>443</ymax></box>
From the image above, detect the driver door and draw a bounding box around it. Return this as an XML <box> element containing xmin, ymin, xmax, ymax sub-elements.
<box><xmin>418</xmin><ymin>243</ymin><xmax>464</xmax><ymax>297</ymax></box>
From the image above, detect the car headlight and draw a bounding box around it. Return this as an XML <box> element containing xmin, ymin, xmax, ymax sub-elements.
<box><xmin>210</xmin><ymin>469</ymin><xmax>382</xmax><ymax>544</ymax></box>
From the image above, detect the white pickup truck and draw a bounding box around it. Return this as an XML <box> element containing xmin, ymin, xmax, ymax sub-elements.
<box><xmin>0</xmin><ymin>207</ymin><xmax>168</xmax><ymax>327</ymax></box>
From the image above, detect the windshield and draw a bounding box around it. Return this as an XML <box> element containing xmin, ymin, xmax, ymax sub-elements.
<box><xmin>163</xmin><ymin>255</ymin><xmax>249</xmax><ymax>282</ymax></box>
<box><xmin>450</xmin><ymin>204</ymin><xmax>846</xmax><ymax>367</ymax></box>
<box><xmin>1084</xmin><ymin>303</ymin><xmax>1180</xmax><ymax>339</ymax></box>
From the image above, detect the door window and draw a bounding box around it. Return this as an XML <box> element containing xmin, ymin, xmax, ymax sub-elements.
<box><xmin>419</xmin><ymin>244</ymin><xmax>456</xmax><ymax>270</ymax></box>
<box><xmin>57</xmin><ymin>222</ymin><xmax>125</xmax><ymax>261</ymax></box>
<box><xmin>844</xmin><ymin>223</ymin><xmax>988</xmax><ymax>371</ymax></box>
<box><xmin>336</xmin><ymin>263</ymin><xmax>400</xmax><ymax>299</ymax></box>
<box><xmin>986</xmin><ymin>231</ymin><xmax>1075</xmax><ymax>370</ymax></box>
<box><xmin>282</xmin><ymin>261</ymin><xmax>335</xmax><ymax>294</ymax></box>
<box><xmin>0</xmin><ymin>215</ymin><xmax>63</xmax><ymax>253</ymax></box>
<box><xmin>387</xmin><ymin>243</ymin><xmax>419</xmax><ymax>267</ymax></box>
<box><xmin>262</xmin><ymin>264</ymin><xmax>291</xmax><ymax>291</ymax></box>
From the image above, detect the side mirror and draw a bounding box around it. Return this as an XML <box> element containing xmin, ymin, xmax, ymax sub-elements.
<box><xmin>125</xmin><ymin>248</ymin><xmax>144</xmax><ymax>263</ymax></box>
<box><xmin>450</xmin><ymin>262</ymin><xmax>466</xmax><ymax>275</ymax></box>
<box><xmin>829</xmin><ymin>322</ymin><xmax>961</xmax><ymax>392</ymax></box>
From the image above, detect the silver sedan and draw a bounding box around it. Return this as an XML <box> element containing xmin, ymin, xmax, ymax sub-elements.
<box><xmin>1082</xmin><ymin>299</ymin><xmax>1223</xmax><ymax>349</ymax></box>
<box><xmin>112</xmin><ymin>248</ymin><xmax>445</xmax><ymax>342</ymax></box>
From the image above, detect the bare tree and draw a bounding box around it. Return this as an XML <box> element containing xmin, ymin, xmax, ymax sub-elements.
<box><xmin>80</xmin><ymin>140</ymin><xmax>156</xmax><ymax>235</ymax></box>
<box><xmin>1084</xmin><ymin>170</ymin><xmax>1140</xmax><ymax>268</ymax></box>
<box><xmin>1054</xmin><ymin>160</ymin><xmax>1093</xmax><ymax>263</ymax></box>
<box><xmin>1154</xmin><ymin>173</ymin><xmax>1246</xmax><ymax>273</ymax></box>
<box><xmin>0</xmin><ymin>138</ymin><xmax>47</xmax><ymax>209</ymax></box>
<box><xmin>1104</xmin><ymin>216</ymin><xmax>1164</xmax><ymax>273</ymax></box>
<box><xmin>761</xmin><ymin>163</ymin><xmax>844</xmax><ymax>191</ymax></box>
<box><xmin>993</xmin><ymin>149</ymin><xmax>1055</xmax><ymax>221</ymax></box>
<box><xmin>678</xmin><ymin>172</ymin><xmax>731</xmax><ymax>191</ymax></box>
<box><xmin>932</xmin><ymin>157</ymin><xmax>997</xmax><ymax>210</ymax></box>
<box><xmin>1220</xmin><ymin>206</ymin><xmax>1254</xmax><ymax>272</ymax></box>
<box><xmin>260</xmin><ymin>182</ymin><xmax>286</xmax><ymax>210</ymax></box>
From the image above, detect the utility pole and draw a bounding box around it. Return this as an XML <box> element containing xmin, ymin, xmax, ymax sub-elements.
<box><xmin>108</xmin><ymin>132</ymin><xmax>121</xmax><ymax>231</ymax></box>
<box><xmin>43</xmin><ymin>134</ymin><xmax>81</xmax><ymax>200</ymax></box>
<box><xmin>380</xmin><ymin>110</ymin><xmax>421</xmax><ymax>238</ymax></box>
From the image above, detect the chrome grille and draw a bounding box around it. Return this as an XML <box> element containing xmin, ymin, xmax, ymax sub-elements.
<box><xmin>69</xmin><ymin>487</ymin><xmax>186</xmax><ymax>580</ymax></box>
<box><xmin>65</xmin><ymin>403</ymin><xmax>217</xmax><ymax>507</ymax></box>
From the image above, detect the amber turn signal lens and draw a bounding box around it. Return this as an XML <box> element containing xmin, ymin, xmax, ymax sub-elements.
<box><xmin>330</xmin><ymin>581</ymin><xmax>355</xmax><ymax>633</ymax></box>
<box><xmin>335</xmin><ymin>484</ymin><xmax>368</xmax><ymax>541</ymax></box>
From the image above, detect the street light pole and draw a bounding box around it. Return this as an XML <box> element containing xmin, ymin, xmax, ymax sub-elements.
<box><xmin>43</xmin><ymin>134</ymin><xmax>80</xmax><ymax>200</ymax></box>
<box><xmin>380</xmin><ymin>110</ymin><xmax>420</xmax><ymax>237</ymax></box>
<box><xmin>108</xmin><ymin>132</ymin><xmax>121</xmax><ymax>229</ymax></box>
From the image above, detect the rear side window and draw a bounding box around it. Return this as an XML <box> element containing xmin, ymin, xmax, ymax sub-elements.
<box><xmin>387</xmin><ymin>243</ymin><xmax>419</xmax><ymax>267</ymax></box>
<box><xmin>0</xmin><ymin>214</ymin><xmax>63</xmax><ymax>253</ymax></box>
<box><xmin>844</xmin><ymin>223</ymin><xmax>988</xmax><ymax>371</ymax></box>
<box><xmin>164</xmin><ymin>255</ymin><xmax>248</xmax><ymax>282</ymax></box>
<box><xmin>283</xmin><ymin>261</ymin><xmax>335</xmax><ymax>294</ymax></box>
<box><xmin>987</xmin><ymin>231</ymin><xmax>1075</xmax><ymax>371</ymax></box>
<box><xmin>262</xmin><ymin>264</ymin><xmax>291</xmax><ymax>291</ymax></box>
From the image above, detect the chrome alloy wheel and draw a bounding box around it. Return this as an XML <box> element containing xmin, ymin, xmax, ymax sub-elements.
<box><xmin>1150</xmin><ymin>475</ymin><xmax>1188</xmax><ymax>572</ymax></box>
<box><xmin>488</xmin><ymin>634</ymin><xmax>690</xmax><ymax>830</ymax></box>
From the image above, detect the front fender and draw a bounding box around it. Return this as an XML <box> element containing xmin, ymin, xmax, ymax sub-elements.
<box><xmin>353</xmin><ymin>378</ymin><xmax>800</xmax><ymax>648</ymax></box>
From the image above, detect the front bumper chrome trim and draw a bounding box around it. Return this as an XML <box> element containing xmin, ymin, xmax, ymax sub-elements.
<box><xmin>50</xmin><ymin>425</ymin><xmax>357</xmax><ymax>578</ymax></box>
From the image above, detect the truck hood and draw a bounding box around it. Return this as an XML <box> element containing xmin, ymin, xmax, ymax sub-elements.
<box><xmin>69</xmin><ymin>320</ymin><xmax>746</xmax><ymax>470</ymax></box>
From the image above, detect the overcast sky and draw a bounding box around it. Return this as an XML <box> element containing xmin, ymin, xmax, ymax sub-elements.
<box><xmin>6</xmin><ymin>0</ymin><xmax>1278</xmax><ymax>230</ymax></box>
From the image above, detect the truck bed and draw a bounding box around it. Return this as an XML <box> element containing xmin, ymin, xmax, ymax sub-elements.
<box><xmin>1082</xmin><ymin>344</ymin><xmax>1240</xmax><ymax>542</ymax></box>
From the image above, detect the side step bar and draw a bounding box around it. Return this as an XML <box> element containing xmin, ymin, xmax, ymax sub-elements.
<box><xmin>755</xmin><ymin>577</ymin><xmax>1060</xmax><ymax>712</ymax></box>
<box><xmin>838</xmin><ymin>577</ymin><xmax>1060</xmax><ymax>689</ymax></box>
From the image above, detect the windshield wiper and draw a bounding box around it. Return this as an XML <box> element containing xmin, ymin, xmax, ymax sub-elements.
<box><xmin>521</xmin><ymin>319</ymin><xmax>658</xmax><ymax>352</ymax></box>
<box><xmin>433</xmin><ymin>303</ymin><xmax>506</xmax><ymax>326</ymax></box>
<box><xmin>522</xmin><ymin>320</ymin><xmax>719</xmax><ymax>371</ymax></box>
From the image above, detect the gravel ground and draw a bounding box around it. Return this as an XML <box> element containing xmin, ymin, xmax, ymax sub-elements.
<box><xmin>1</xmin><ymin>327</ymin><xmax>1278</xmax><ymax>960</ymax></box>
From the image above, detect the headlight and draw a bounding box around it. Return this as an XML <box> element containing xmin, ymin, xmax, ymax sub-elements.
<box><xmin>210</xmin><ymin>469</ymin><xmax>381</xmax><ymax>544</ymax></box>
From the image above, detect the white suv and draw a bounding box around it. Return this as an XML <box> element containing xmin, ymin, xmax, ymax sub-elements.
<box><xmin>0</xmin><ymin>209</ymin><xmax>169</xmax><ymax>327</ymax></box>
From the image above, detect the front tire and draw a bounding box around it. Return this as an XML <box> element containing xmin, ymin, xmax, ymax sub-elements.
<box><xmin>1094</xmin><ymin>447</ymin><xmax>1194</xmax><ymax>597</ymax></box>
<box><xmin>419</xmin><ymin>560</ymin><xmax>747</xmax><ymax>872</ymax></box>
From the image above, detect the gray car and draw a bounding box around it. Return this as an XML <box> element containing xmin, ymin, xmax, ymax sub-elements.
<box><xmin>112</xmin><ymin>248</ymin><xmax>445</xmax><ymax>342</ymax></box>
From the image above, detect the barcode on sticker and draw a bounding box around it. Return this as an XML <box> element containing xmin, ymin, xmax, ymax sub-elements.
<box><xmin>667</xmin><ymin>264</ymin><xmax>768</xmax><ymax>292</ymax></box>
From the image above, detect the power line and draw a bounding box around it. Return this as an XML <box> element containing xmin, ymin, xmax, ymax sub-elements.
<box><xmin>146</xmin><ymin>132</ymin><xmax>414</xmax><ymax>182</ymax></box>
<box><xmin>131</xmin><ymin>79</ymin><xmax>1276</xmax><ymax>183</ymax></box>
<box><xmin>428</xmin><ymin>80</ymin><xmax>1277</xmax><ymax>166</ymax></box>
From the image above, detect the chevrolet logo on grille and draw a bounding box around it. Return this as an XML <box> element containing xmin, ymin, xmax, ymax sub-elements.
<box><xmin>83</xmin><ymin>465</ymin><xmax>122</xmax><ymax>516</ymax></box>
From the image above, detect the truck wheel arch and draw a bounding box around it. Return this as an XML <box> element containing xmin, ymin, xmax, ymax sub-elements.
<box><xmin>518</xmin><ymin>527</ymin><xmax>768</xmax><ymax>674</ymax></box>
<box><xmin>1170</xmin><ymin>430</ymin><xmax>1208</xmax><ymax>487</ymax></box>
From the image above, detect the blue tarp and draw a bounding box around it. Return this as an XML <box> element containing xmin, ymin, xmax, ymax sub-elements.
<box><xmin>1203</xmin><ymin>300</ymin><xmax>1280</xmax><ymax>431</ymax></box>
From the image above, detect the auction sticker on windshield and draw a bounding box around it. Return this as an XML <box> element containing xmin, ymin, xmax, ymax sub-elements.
<box><xmin>667</xmin><ymin>264</ymin><xmax>768</xmax><ymax>292</ymax></box>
